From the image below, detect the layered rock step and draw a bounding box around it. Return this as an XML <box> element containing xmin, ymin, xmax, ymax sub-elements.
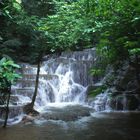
<box><xmin>11</xmin><ymin>88</ymin><xmax>34</xmax><ymax>98</ymax></box>
<box><xmin>0</xmin><ymin>105</ymin><xmax>23</xmax><ymax>119</ymax></box>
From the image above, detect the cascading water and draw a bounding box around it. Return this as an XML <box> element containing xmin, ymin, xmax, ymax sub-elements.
<box><xmin>34</xmin><ymin>49</ymin><xmax>96</xmax><ymax>110</ymax></box>
<box><xmin>0</xmin><ymin>48</ymin><xmax>101</xmax><ymax>125</ymax></box>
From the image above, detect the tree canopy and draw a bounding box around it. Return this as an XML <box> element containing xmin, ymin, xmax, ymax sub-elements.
<box><xmin>0</xmin><ymin>0</ymin><xmax>140</xmax><ymax>64</ymax></box>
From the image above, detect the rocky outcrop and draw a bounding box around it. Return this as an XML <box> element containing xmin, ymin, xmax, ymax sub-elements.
<box><xmin>104</xmin><ymin>61</ymin><xmax>140</xmax><ymax>111</ymax></box>
<box><xmin>87</xmin><ymin>60</ymin><xmax>140</xmax><ymax>111</ymax></box>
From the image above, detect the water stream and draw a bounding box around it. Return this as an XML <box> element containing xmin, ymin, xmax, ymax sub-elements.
<box><xmin>0</xmin><ymin>112</ymin><xmax>140</xmax><ymax>140</ymax></box>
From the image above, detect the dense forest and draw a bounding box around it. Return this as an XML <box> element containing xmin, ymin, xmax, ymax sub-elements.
<box><xmin>1</xmin><ymin>0</ymin><xmax>140</xmax><ymax>62</ymax></box>
<box><xmin>0</xmin><ymin>0</ymin><xmax>140</xmax><ymax>138</ymax></box>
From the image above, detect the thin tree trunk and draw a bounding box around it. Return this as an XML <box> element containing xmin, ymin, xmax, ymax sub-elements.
<box><xmin>31</xmin><ymin>56</ymin><xmax>42</xmax><ymax>109</ymax></box>
<box><xmin>3</xmin><ymin>86</ymin><xmax>11</xmax><ymax>128</ymax></box>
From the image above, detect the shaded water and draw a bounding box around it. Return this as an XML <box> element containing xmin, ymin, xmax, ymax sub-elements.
<box><xmin>0</xmin><ymin>112</ymin><xmax>140</xmax><ymax>140</ymax></box>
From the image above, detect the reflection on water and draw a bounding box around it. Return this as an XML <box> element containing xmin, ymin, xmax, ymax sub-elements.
<box><xmin>0</xmin><ymin>112</ymin><xmax>140</xmax><ymax>140</ymax></box>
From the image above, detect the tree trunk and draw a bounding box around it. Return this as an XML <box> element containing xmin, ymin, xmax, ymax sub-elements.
<box><xmin>23</xmin><ymin>53</ymin><xmax>43</xmax><ymax>115</ymax></box>
<box><xmin>31</xmin><ymin>56</ymin><xmax>42</xmax><ymax>109</ymax></box>
<box><xmin>3</xmin><ymin>87</ymin><xmax>11</xmax><ymax>128</ymax></box>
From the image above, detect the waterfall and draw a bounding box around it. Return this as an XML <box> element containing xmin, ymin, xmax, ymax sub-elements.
<box><xmin>34</xmin><ymin>48</ymin><xmax>96</xmax><ymax>110</ymax></box>
<box><xmin>5</xmin><ymin>48</ymin><xmax>98</xmax><ymax>116</ymax></box>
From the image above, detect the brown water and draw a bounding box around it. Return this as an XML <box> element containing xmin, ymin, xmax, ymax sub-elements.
<box><xmin>0</xmin><ymin>112</ymin><xmax>140</xmax><ymax>140</ymax></box>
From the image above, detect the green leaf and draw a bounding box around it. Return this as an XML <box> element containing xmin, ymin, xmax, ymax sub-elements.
<box><xmin>13</xmin><ymin>1</ymin><xmax>21</xmax><ymax>11</ymax></box>
<box><xmin>129</xmin><ymin>48</ymin><xmax>140</xmax><ymax>54</ymax></box>
<box><xmin>11</xmin><ymin>63</ymin><xmax>21</xmax><ymax>68</ymax></box>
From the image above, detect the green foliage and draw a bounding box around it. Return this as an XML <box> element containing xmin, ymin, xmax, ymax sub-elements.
<box><xmin>90</xmin><ymin>68</ymin><xmax>104</xmax><ymax>77</ymax></box>
<box><xmin>88</xmin><ymin>86</ymin><xmax>107</xmax><ymax>97</ymax></box>
<box><xmin>38</xmin><ymin>0</ymin><xmax>93</xmax><ymax>51</ymax></box>
<box><xmin>1</xmin><ymin>0</ymin><xmax>140</xmax><ymax>66</ymax></box>
<box><xmin>38</xmin><ymin>0</ymin><xmax>140</xmax><ymax>62</ymax></box>
<box><xmin>0</xmin><ymin>57</ymin><xmax>21</xmax><ymax>89</ymax></box>
<box><xmin>95</xmin><ymin>0</ymin><xmax>140</xmax><ymax>62</ymax></box>
<box><xmin>129</xmin><ymin>48</ymin><xmax>140</xmax><ymax>55</ymax></box>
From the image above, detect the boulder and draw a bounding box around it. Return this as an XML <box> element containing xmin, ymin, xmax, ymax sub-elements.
<box><xmin>23</xmin><ymin>103</ymin><xmax>39</xmax><ymax>116</ymax></box>
<box><xmin>125</xmin><ymin>95</ymin><xmax>139</xmax><ymax>110</ymax></box>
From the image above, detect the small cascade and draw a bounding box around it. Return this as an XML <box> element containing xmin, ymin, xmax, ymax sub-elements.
<box><xmin>92</xmin><ymin>93</ymin><xmax>108</xmax><ymax>111</ymax></box>
<box><xmin>88</xmin><ymin>90</ymin><xmax>111</xmax><ymax>112</ymax></box>
<box><xmin>91</xmin><ymin>92</ymin><xmax>140</xmax><ymax>112</ymax></box>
